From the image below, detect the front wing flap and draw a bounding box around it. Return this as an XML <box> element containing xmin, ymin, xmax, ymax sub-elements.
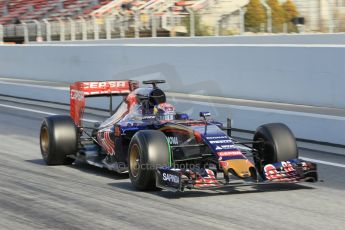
<box><xmin>262</xmin><ymin>159</ymin><xmax>317</xmax><ymax>182</ymax></box>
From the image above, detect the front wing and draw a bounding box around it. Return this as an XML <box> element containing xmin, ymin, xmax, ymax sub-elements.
<box><xmin>156</xmin><ymin>159</ymin><xmax>317</xmax><ymax>192</ymax></box>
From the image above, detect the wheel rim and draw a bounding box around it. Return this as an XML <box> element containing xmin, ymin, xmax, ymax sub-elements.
<box><xmin>129</xmin><ymin>144</ymin><xmax>140</xmax><ymax>178</ymax></box>
<box><xmin>40</xmin><ymin>126</ymin><xmax>49</xmax><ymax>158</ymax></box>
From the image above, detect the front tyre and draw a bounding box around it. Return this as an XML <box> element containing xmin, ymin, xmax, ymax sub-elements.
<box><xmin>128</xmin><ymin>130</ymin><xmax>170</xmax><ymax>191</ymax></box>
<box><xmin>253</xmin><ymin>123</ymin><xmax>298</xmax><ymax>172</ymax></box>
<box><xmin>40</xmin><ymin>115</ymin><xmax>77</xmax><ymax>165</ymax></box>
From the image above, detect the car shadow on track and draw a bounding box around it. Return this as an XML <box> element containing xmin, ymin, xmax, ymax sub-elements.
<box><xmin>153</xmin><ymin>183</ymin><xmax>315</xmax><ymax>199</ymax></box>
<box><xmin>107</xmin><ymin>182</ymin><xmax>315</xmax><ymax>199</ymax></box>
<box><xmin>108</xmin><ymin>182</ymin><xmax>138</xmax><ymax>191</ymax></box>
<box><xmin>27</xmin><ymin>159</ymin><xmax>316</xmax><ymax>198</ymax></box>
<box><xmin>69</xmin><ymin>161</ymin><xmax>129</xmax><ymax>180</ymax></box>
<box><xmin>26</xmin><ymin>159</ymin><xmax>129</xmax><ymax>180</ymax></box>
<box><xmin>26</xmin><ymin>159</ymin><xmax>47</xmax><ymax>165</ymax></box>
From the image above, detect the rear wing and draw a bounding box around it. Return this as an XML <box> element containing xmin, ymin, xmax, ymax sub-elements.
<box><xmin>70</xmin><ymin>80</ymin><xmax>139</xmax><ymax>126</ymax></box>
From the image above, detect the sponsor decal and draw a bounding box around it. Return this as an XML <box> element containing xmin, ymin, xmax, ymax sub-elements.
<box><xmin>82</xmin><ymin>81</ymin><xmax>126</xmax><ymax>89</ymax></box>
<box><xmin>301</xmin><ymin>161</ymin><xmax>308</xmax><ymax>171</ymax></box>
<box><xmin>97</xmin><ymin>131</ymin><xmax>115</xmax><ymax>155</ymax></box>
<box><xmin>215</xmin><ymin>145</ymin><xmax>236</xmax><ymax>150</ymax></box>
<box><xmin>70</xmin><ymin>89</ymin><xmax>84</xmax><ymax>101</ymax></box>
<box><xmin>167</xmin><ymin>136</ymin><xmax>179</xmax><ymax>145</ymax></box>
<box><xmin>194</xmin><ymin>169</ymin><xmax>220</xmax><ymax>188</ymax></box>
<box><xmin>209</xmin><ymin>140</ymin><xmax>232</xmax><ymax>144</ymax></box>
<box><xmin>142</xmin><ymin>115</ymin><xmax>156</xmax><ymax>120</ymax></box>
<box><xmin>264</xmin><ymin>164</ymin><xmax>280</xmax><ymax>180</ymax></box>
<box><xmin>264</xmin><ymin>161</ymin><xmax>297</xmax><ymax>181</ymax></box>
<box><xmin>281</xmin><ymin>161</ymin><xmax>295</xmax><ymax>172</ymax></box>
<box><xmin>217</xmin><ymin>151</ymin><xmax>242</xmax><ymax>157</ymax></box>
<box><xmin>162</xmin><ymin>173</ymin><xmax>180</xmax><ymax>183</ymax></box>
<box><xmin>220</xmin><ymin>144</ymin><xmax>235</xmax><ymax>149</ymax></box>
<box><xmin>219</xmin><ymin>161</ymin><xmax>229</xmax><ymax>168</ymax></box>
<box><xmin>206</xmin><ymin>136</ymin><xmax>228</xmax><ymax>140</ymax></box>
<box><xmin>158</xmin><ymin>103</ymin><xmax>175</xmax><ymax>112</ymax></box>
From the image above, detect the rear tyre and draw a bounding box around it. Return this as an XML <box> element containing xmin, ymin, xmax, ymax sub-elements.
<box><xmin>253</xmin><ymin>123</ymin><xmax>298</xmax><ymax>172</ymax></box>
<box><xmin>40</xmin><ymin>115</ymin><xmax>77</xmax><ymax>165</ymax></box>
<box><xmin>128</xmin><ymin>130</ymin><xmax>170</xmax><ymax>191</ymax></box>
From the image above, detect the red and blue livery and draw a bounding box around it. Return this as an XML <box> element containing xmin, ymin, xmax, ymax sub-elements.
<box><xmin>40</xmin><ymin>80</ymin><xmax>317</xmax><ymax>192</ymax></box>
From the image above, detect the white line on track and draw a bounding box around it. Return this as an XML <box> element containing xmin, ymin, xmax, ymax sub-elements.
<box><xmin>300</xmin><ymin>157</ymin><xmax>345</xmax><ymax>169</ymax></box>
<box><xmin>174</xmin><ymin>98</ymin><xmax>345</xmax><ymax>121</ymax></box>
<box><xmin>2</xmin><ymin>79</ymin><xmax>345</xmax><ymax>121</ymax></box>
<box><xmin>1</xmin><ymin>102</ymin><xmax>345</xmax><ymax>169</ymax></box>
<box><xmin>0</xmin><ymin>80</ymin><xmax>69</xmax><ymax>90</ymax></box>
<box><xmin>14</xmin><ymin>44</ymin><xmax>345</xmax><ymax>48</ymax></box>
<box><xmin>0</xmin><ymin>103</ymin><xmax>99</xmax><ymax>123</ymax></box>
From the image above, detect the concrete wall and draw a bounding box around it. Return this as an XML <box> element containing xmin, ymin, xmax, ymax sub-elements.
<box><xmin>1</xmin><ymin>41</ymin><xmax>345</xmax><ymax>145</ymax></box>
<box><xmin>0</xmin><ymin>43</ymin><xmax>345</xmax><ymax>108</ymax></box>
<box><xmin>38</xmin><ymin>33</ymin><xmax>345</xmax><ymax>44</ymax></box>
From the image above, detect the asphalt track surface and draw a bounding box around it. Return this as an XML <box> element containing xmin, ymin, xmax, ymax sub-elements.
<box><xmin>0</xmin><ymin>98</ymin><xmax>345</xmax><ymax>230</ymax></box>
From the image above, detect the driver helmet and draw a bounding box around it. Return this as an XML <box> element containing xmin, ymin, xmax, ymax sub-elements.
<box><xmin>149</xmin><ymin>88</ymin><xmax>166</xmax><ymax>106</ymax></box>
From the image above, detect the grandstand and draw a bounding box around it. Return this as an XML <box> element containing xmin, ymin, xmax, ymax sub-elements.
<box><xmin>0</xmin><ymin>0</ymin><xmax>194</xmax><ymax>24</ymax></box>
<box><xmin>2</xmin><ymin>0</ymin><xmax>242</xmax><ymax>42</ymax></box>
<box><xmin>3</xmin><ymin>0</ymin><xmax>343</xmax><ymax>43</ymax></box>
<box><xmin>0</xmin><ymin>0</ymin><xmax>113</xmax><ymax>24</ymax></box>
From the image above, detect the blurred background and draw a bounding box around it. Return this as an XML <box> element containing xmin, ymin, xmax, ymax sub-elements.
<box><xmin>0</xmin><ymin>0</ymin><xmax>344</xmax><ymax>43</ymax></box>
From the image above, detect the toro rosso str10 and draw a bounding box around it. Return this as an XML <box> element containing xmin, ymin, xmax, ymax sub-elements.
<box><xmin>40</xmin><ymin>80</ymin><xmax>317</xmax><ymax>191</ymax></box>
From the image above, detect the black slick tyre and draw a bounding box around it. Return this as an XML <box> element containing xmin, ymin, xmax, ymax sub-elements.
<box><xmin>40</xmin><ymin>115</ymin><xmax>77</xmax><ymax>165</ymax></box>
<box><xmin>253</xmin><ymin>123</ymin><xmax>298</xmax><ymax>171</ymax></box>
<box><xmin>128</xmin><ymin>130</ymin><xmax>170</xmax><ymax>191</ymax></box>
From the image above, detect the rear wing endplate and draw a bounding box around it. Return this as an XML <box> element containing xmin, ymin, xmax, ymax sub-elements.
<box><xmin>70</xmin><ymin>80</ymin><xmax>139</xmax><ymax>126</ymax></box>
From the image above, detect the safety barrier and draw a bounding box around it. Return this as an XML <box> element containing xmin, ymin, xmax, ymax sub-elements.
<box><xmin>0</xmin><ymin>43</ymin><xmax>344</xmax><ymax>108</ymax></box>
<box><xmin>0</xmin><ymin>42</ymin><xmax>345</xmax><ymax>145</ymax></box>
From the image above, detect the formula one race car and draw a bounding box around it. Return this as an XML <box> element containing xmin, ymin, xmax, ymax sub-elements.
<box><xmin>40</xmin><ymin>80</ymin><xmax>317</xmax><ymax>191</ymax></box>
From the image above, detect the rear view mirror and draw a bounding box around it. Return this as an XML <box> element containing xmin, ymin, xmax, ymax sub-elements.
<box><xmin>199</xmin><ymin>112</ymin><xmax>211</xmax><ymax>118</ymax></box>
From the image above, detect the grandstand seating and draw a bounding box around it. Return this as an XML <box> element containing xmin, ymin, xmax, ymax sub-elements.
<box><xmin>0</xmin><ymin>0</ymin><xmax>203</xmax><ymax>25</ymax></box>
<box><xmin>0</xmin><ymin>0</ymin><xmax>249</xmax><ymax>41</ymax></box>
<box><xmin>0</xmin><ymin>0</ymin><xmax>113</xmax><ymax>24</ymax></box>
